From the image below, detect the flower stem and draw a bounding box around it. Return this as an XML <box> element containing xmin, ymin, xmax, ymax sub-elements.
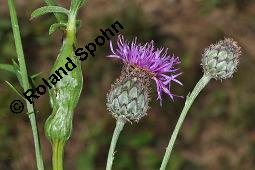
<box><xmin>159</xmin><ymin>74</ymin><xmax>211</xmax><ymax>170</ymax></box>
<box><xmin>7</xmin><ymin>0</ymin><xmax>44</xmax><ymax>170</ymax></box>
<box><xmin>106</xmin><ymin>118</ymin><xmax>125</xmax><ymax>170</ymax></box>
<box><xmin>52</xmin><ymin>140</ymin><xmax>65</xmax><ymax>170</ymax></box>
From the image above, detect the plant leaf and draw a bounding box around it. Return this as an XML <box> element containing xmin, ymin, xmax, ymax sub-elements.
<box><xmin>43</xmin><ymin>0</ymin><xmax>66</xmax><ymax>23</ymax></box>
<box><xmin>11</xmin><ymin>59</ymin><xmax>23</xmax><ymax>88</ymax></box>
<box><xmin>49</xmin><ymin>23</ymin><xmax>67</xmax><ymax>34</ymax></box>
<box><xmin>31</xmin><ymin>72</ymin><xmax>43</xmax><ymax>79</ymax></box>
<box><xmin>31</xmin><ymin>6</ymin><xmax>69</xmax><ymax>20</ymax></box>
<box><xmin>11</xmin><ymin>59</ymin><xmax>19</xmax><ymax>69</ymax></box>
<box><xmin>5</xmin><ymin>81</ymin><xmax>26</xmax><ymax>100</ymax></box>
<box><xmin>70</xmin><ymin>0</ymin><xmax>86</xmax><ymax>13</ymax></box>
<box><xmin>0</xmin><ymin>63</ymin><xmax>16</xmax><ymax>74</ymax></box>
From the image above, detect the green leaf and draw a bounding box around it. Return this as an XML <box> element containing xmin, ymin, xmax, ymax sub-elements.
<box><xmin>77</xmin><ymin>0</ymin><xmax>86</xmax><ymax>8</ymax></box>
<box><xmin>0</xmin><ymin>63</ymin><xmax>16</xmax><ymax>74</ymax></box>
<box><xmin>11</xmin><ymin>59</ymin><xmax>23</xmax><ymax>87</ymax></box>
<box><xmin>70</xmin><ymin>0</ymin><xmax>86</xmax><ymax>13</ymax></box>
<box><xmin>5</xmin><ymin>81</ymin><xmax>25</xmax><ymax>100</ymax></box>
<box><xmin>31</xmin><ymin>6</ymin><xmax>69</xmax><ymax>20</ymax></box>
<box><xmin>49</xmin><ymin>23</ymin><xmax>67</xmax><ymax>34</ymax></box>
<box><xmin>11</xmin><ymin>59</ymin><xmax>19</xmax><ymax>69</ymax></box>
<box><xmin>0</xmin><ymin>62</ymin><xmax>23</xmax><ymax>88</ymax></box>
<box><xmin>43</xmin><ymin>0</ymin><xmax>67</xmax><ymax>23</ymax></box>
<box><xmin>31</xmin><ymin>72</ymin><xmax>43</xmax><ymax>79</ymax></box>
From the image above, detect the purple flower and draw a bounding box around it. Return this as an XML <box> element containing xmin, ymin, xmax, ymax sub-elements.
<box><xmin>108</xmin><ymin>35</ymin><xmax>182</xmax><ymax>104</ymax></box>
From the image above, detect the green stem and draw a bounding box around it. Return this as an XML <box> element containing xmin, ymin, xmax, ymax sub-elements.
<box><xmin>7</xmin><ymin>0</ymin><xmax>44</xmax><ymax>170</ymax></box>
<box><xmin>52</xmin><ymin>140</ymin><xmax>65</xmax><ymax>170</ymax></box>
<box><xmin>159</xmin><ymin>74</ymin><xmax>211</xmax><ymax>170</ymax></box>
<box><xmin>106</xmin><ymin>118</ymin><xmax>125</xmax><ymax>170</ymax></box>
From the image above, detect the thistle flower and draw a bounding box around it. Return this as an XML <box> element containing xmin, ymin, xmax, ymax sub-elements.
<box><xmin>105</xmin><ymin>35</ymin><xmax>182</xmax><ymax>170</ymax></box>
<box><xmin>160</xmin><ymin>38</ymin><xmax>241</xmax><ymax>170</ymax></box>
<box><xmin>106</xmin><ymin>35</ymin><xmax>182</xmax><ymax>122</ymax></box>
<box><xmin>202</xmin><ymin>38</ymin><xmax>241</xmax><ymax>80</ymax></box>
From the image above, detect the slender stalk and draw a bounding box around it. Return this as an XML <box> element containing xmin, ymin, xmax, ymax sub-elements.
<box><xmin>7</xmin><ymin>0</ymin><xmax>44</xmax><ymax>170</ymax></box>
<box><xmin>159</xmin><ymin>74</ymin><xmax>211</xmax><ymax>170</ymax></box>
<box><xmin>52</xmin><ymin>140</ymin><xmax>65</xmax><ymax>170</ymax></box>
<box><xmin>106</xmin><ymin>118</ymin><xmax>125</xmax><ymax>170</ymax></box>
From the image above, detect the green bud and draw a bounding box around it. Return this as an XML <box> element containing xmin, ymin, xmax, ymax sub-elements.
<box><xmin>106</xmin><ymin>65</ymin><xmax>150</xmax><ymax>122</ymax></box>
<box><xmin>201</xmin><ymin>38</ymin><xmax>241</xmax><ymax>80</ymax></box>
<box><xmin>45</xmin><ymin>22</ymin><xmax>83</xmax><ymax>142</ymax></box>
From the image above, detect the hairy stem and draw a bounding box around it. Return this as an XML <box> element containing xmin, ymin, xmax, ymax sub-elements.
<box><xmin>52</xmin><ymin>140</ymin><xmax>65</xmax><ymax>170</ymax></box>
<box><xmin>160</xmin><ymin>74</ymin><xmax>211</xmax><ymax>170</ymax></box>
<box><xmin>106</xmin><ymin>118</ymin><xmax>125</xmax><ymax>170</ymax></box>
<box><xmin>8</xmin><ymin>0</ymin><xmax>44</xmax><ymax>169</ymax></box>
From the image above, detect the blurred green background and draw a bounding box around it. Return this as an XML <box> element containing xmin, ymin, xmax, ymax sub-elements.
<box><xmin>0</xmin><ymin>0</ymin><xmax>255</xmax><ymax>169</ymax></box>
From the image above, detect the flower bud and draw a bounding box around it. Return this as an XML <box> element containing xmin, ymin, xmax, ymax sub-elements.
<box><xmin>201</xmin><ymin>38</ymin><xmax>241</xmax><ymax>80</ymax></box>
<box><xmin>45</xmin><ymin>69</ymin><xmax>82</xmax><ymax>142</ymax></box>
<box><xmin>45</xmin><ymin>51</ymin><xmax>83</xmax><ymax>142</ymax></box>
<box><xmin>106</xmin><ymin>65</ymin><xmax>150</xmax><ymax>122</ymax></box>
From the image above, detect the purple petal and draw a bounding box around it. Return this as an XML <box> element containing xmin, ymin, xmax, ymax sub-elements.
<box><xmin>108</xmin><ymin>35</ymin><xmax>182</xmax><ymax>104</ymax></box>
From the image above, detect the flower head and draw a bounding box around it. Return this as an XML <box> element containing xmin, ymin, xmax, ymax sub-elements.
<box><xmin>202</xmin><ymin>38</ymin><xmax>241</xmax><ymax>80</ymax></box>
<box><xmin>108</xmin><ymin>35</ymin><xmax>182</xmax><ymax>104</ymax></box>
